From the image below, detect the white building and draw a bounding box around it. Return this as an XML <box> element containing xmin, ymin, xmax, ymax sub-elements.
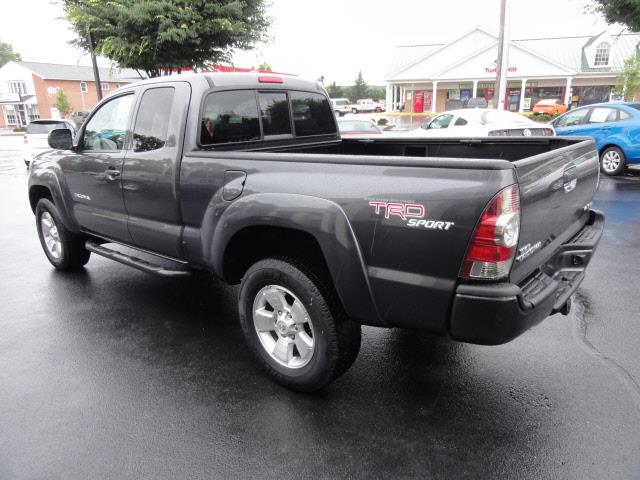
<box><xmin>385</xmin><ymin>27</ymin><xmax>640</xmax><ymax>113</ymax></box>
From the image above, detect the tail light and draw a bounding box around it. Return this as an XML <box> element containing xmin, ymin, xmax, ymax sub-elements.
<box><xmin>460</xmin><ymin>184</ymin><xmax>520</xmax><ymax>280</ymax></box>
<box><xmin>23</xmin><ymin>134</ymin><xmax>28</xmax><ymax>144</ymax></box>
<box><xmin>258</xmin><ymin>75</ymin><xmax>283</xmax><ymax>84</ymax></box>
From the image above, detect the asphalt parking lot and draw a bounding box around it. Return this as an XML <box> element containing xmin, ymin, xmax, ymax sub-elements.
<box><xmin>1</xmin><ymin>135</ymin><xmax>639</xmax><ymax>479</ymax></box>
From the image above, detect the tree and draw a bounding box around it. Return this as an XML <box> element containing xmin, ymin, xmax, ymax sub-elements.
<box><xmin>349</xmin><ymin>71</ymin><xmax>369</xmax><ymax>101</ymax></box>
<box><xmin>0</xmin><ymin>40</ymin><xmax>21</xmax><ymax>67</ymax></box>
<box><xmin>590</xmin><ymin>0</ymin><xmax>640</xmax><ymax>30</ymax></box>
<box><xmin>63</xmin><ymin>0</ymin><xmax>271</xmax><ymax>78</ymax></box>
<box><xmin>613</xmin><ymin>55</ymin><xmax>640</xmax><ymax>101</ymax></box>
<box><xmin>255</xmin><ymin>62</ymin><xmax>271</xmax><ymax>71</ymax></box>
<box><xmin>326</xmin><ymin>81</ymin><xmax>345</xmax><ymax>98</ymax></box>
<box><xmin>54</xmin><ymin>89</ymin><xmax>72</xmax><ymax>118</ymax></box>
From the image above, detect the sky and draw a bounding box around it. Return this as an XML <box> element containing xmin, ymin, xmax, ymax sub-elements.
<box><xmin>0</xmin><ymin>0</ymin><xmax>624</xmax><ymax>85</ymax></box>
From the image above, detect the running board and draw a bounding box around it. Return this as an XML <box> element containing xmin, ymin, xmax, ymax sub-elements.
<box><xmin>85</xmin><ymin>241</ymin><xmax>192</xmax><ymax>278</ymax></box>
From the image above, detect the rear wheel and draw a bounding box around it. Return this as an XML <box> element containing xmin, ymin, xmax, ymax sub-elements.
<box><xmin>351</xmin><ymin>108</ymin><xmax>358</xmax><ymax>114</ymax></box>
<box><xmin>239</xmin><ymin>257</ymin><xmax>361</xmax><ymax>392</ymax></box>
<box><xmin>600</xmin><ymin>146</ymin><xmax>626</xmax><ymax>176</ymax></box>
<box><xmin>35</xmin><ymin>198</ymin><xmax>90</xmax><ymax>270</ymax></box>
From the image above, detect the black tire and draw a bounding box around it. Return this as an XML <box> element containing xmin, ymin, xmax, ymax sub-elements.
<box><xmin>239</xmin><ymin>257</ymin><xmax>361</xmax><ymax>392</ymax></box>
<box><xmin>351</xmin><ymin>108</ymin><xmax>358</xmax><ymax>114</ymax></box>
<box><xmin>600</xmin><ymin>146</ymin><xmax>626</xmax><ymax>176</ymax></box>
<box><xmin>35</xmin><ymin>198</ymin><xmax>90</xmax><ymax>270</ymax></box>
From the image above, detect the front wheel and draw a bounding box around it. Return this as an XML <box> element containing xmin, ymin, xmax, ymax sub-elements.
<box><xmin>239</xmin><ymin>258</ymin><xmax>361</xmax><ymax>392</ymax></box>
<box><xmin>600</xmin><ymin>146</ymin><xmax>626</xmax><ymax>176</ymax></box>
<box><xmin>35</xmin><ymin>198</ymin><xmax>90</xmax><ymax>270</ymax></box>
<box><xmin>351</xmin><ymin>108</ymin><xmax>358</xmax><ymax>114</ymax></box>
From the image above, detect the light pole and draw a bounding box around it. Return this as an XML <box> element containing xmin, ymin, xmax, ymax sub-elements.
<box><xmin>494</xmin><ymin>0</ymin><xmax>510</xmax><ymax>110</ymax></box>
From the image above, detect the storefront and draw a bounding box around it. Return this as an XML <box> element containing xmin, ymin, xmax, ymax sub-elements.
<box><xmin>385</xmin><ymin>27</ymin><xmax>638</xmax><ymax>113</ymax></box>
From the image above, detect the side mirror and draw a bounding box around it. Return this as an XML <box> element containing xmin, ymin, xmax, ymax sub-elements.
<box><xmin>48</xmin><ymin>129</ymin><xmax>73</xmax><ymax>150</ymax></box>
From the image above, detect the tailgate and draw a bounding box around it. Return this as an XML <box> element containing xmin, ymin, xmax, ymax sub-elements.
<box><xmin>510</xmin><ymin>139</ymin><xmax>599</xmax><ymax>284</ymax></box>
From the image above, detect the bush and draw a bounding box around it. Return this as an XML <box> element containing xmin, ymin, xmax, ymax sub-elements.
<box><xmin>377</xmin><ymin>118</ymin><xmax>388</xmax><ymax>126</ymax></box>
<box><xmin>520</xmin><ymin>112</ymin><xmax>559</xmax><ymax>123</ymax></box>
<box><xmin>12</xmin><ymin>126</ymin><xmax>26</xmax><ymax>132</ymax></box>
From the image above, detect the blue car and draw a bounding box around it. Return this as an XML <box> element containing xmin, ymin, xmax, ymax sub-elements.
<box><xmin>551</xmin><ymin>102</ymin><xmax>640</xmax><ymax>176</ymax></box>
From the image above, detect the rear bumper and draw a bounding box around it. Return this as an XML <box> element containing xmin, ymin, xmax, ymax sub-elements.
<box><xmin>448</xmin><ymin>209</ymin><xmax>604</xmax><ymax>345</ymax></box>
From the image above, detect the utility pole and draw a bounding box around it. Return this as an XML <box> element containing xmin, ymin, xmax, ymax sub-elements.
<box><xmin>87</xmin><ymin>32</ymin><xmax>102</xmax><ymax>102</ymax></box>
<box><xmin>494</xmin><ymin>0</ymin><xmax>510</xmax><ymax>110</ymax></box>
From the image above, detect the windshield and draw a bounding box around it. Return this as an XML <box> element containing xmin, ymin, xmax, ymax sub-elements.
<box><xmin>27</xmin><ymin>121</ymin><xmax>68</xmax><ymax>134</ymax></box>
<box><xmin>333</xmin><ymin>99</ymin><xmax>349</xmax><ymax>106</ymax></box>
<box><xmin>338</xmin><ymin>120</ymin><xmax>380</xmax><ymax>132</ymax></box>
<box><xmin>537</xmin><ymin>99</ymin><xmax>558</xmax><ymax>106</ymax></box>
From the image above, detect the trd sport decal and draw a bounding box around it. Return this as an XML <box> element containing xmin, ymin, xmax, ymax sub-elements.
<box><xmin>368</xmin><ymin>201</ymin><xmax>455</xmax><ymax>231</ymax></box>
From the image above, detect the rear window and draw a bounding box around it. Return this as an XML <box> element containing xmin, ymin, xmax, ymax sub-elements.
<box><xmin>258</xmin><ymin>92</ymin><xmax>292</xmax><ymax>136</ymax></box>
<box><xmin>290</xmin><ymin>91</ymin><xmax>336</xmax><ymax>136</ymax></box>
<box><xmin>27</xmin><ymin>121</ymin><xmax>67</xmax><ymax>134</ymax></box>
<box><xmin>201</xmin><ymin>90</ymin><xmax>261</xmax><ymax>145</ymax></box>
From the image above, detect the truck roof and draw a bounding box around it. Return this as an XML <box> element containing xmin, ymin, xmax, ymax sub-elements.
<box><xmin>116</xmin><ymin>71</ymin><xmax>324</xmax><ymax>92</ymax></box>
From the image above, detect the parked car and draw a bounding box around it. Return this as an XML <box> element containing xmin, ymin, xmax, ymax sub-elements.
<box><xmin>551</xmin><ymin>102</ymin><xmax>640</xmax><ymax>175</ymax></box>
<box><xmin>350</xmin><ymin>99</ymin><xmax>382</xmax><ymax>114</ymax></box>
<box><xmin>464</xmin><ymin>97</ymin><xmax>488</xmax><ymax>108</ymax></box>
<box><xmin>330</xmin><ymin>98</ymin><xmax>350</xmax><ymax>117</ymax></box>
<box><xmin>532</xmin><ymin>99</ymin><xmax>567</xmax><ymax>116</ymax></box>
<box><xmin>337</xmin><ymin>118</ymin><xmax>383</xmax><ymax>137</ymax></box>
<box><xmin>29</xmin><ymin>72</ymin><xmax>603</xmax><ymax>391</ymax></box>
<box><xmin>401</xmin><ymin>109</ymin><xmax>555</xmax><ymax>137</ymax></box>
<box><xmin>23</xmin><ymin>119</ymin><xmax>76</xmax><ymax>167</ymax></box>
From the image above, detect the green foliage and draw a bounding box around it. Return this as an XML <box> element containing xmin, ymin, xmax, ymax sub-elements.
<box><xmin>12</xmin><ymin>126</ymin><xmax>26</xmax><ymax>132</ymax></box>
<box><xmin>368</xmin><ymin>86</ymin><xmax>385</xmax><ymax>100</ymax></box>
<box><xmin>590</xmin><ymin>0</ymin><xmax>640</xmax><ymax>30</ymax></box>
<box><xmin>326</xmin><ymin>81</ymin><xmax>345</xmax><ymax>99</ymax></box>
<box><xmin>349</xmin><ymin>71</ymin><xmax>369</xmax><ymax>100</ymax></box>
<box><xmin>255</xmin><ymin>62</ymin><xmax>271</xmax><ymax>71</ymax></box>
<box><xmin>0</xmin><ymin>39</ymin><xmax>21</xmax><ymax>67</ymax></box>
<box><xmin>54</xmin><ymin>89</ymin><xmax>72</xmax><ymax>117</ymax></box>
<box><xmin>63</xmin><ymin>0</ymin><xmax>271</xmax><ymax>77</ymax></box>
<box><xmin>521</xmin><ymin>112</ymin><xmax>560</xmax><ymax>123</ymax></box>
<box><xmin>377</xmin><ymin>118</ymin><xmax>388</xmax><ymax>126</ymax></box>
<box><xmin>613</xmin><ymin>55</ymin><xmax>640</xmax><ymax>101</ymax></box>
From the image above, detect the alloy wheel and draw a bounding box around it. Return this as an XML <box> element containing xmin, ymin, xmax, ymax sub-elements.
<box><xmin>252</xmin><ymin>284</ymin><xmax>315</xmax><ymax>368</ymax></box>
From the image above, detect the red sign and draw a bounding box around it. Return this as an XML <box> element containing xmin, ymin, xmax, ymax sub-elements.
<box><xmin>485</xmin><ymin>66</ymin><xmax>517</xmax><ymax>73</ymax></box>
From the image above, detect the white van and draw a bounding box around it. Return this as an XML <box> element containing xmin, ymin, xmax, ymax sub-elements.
<box><xmin>330</xmin><ymin>98</ymin><xmax>351</xmax><ymax>116</ymax></box>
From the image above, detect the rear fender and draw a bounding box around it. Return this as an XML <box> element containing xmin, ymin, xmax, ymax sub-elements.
<box><xmin>207</xmin><ymin>193</ymin><xmax>383</xmax><ymax>326</ymax></box>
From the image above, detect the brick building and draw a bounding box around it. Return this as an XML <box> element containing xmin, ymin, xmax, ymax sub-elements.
<box><xmin>0</xmin><ymin>61</ymin><xmax>143</xmax><ymax>128</ymax></box>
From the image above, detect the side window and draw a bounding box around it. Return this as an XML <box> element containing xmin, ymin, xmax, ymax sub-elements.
<box><xmin>83</xmin><ymin>94</ymin><xmax>133</xmax><ymax>151</ymax></box>
<box><xmin>454</xmin><ymin>117</ymin><xmax>468</xmax><ymax>126</ymax></box>
<box><xmin>290</xmin><ymin>91</ymin><xmax>336</xmax><ymax>136</ymax></box>
<box><xmin>200</xmin><ymin>90</ymin><xmax>260</xmax><ymax>145</ymax></box>
<box><xmin>555</xmin><ymin>109</ymin><xmax>589</xmax><ymax>127</ymax></box>
<box><xmin>429</xmin><ymin>114</ymin><xmax>453</xmax><ymax>129</ymax></box>
<box><xmin>588</xmin><ymin>107</ymin><xmax>618</xmax><ymax>124</ymax></box>
<box><xmin>620</xmin><ymin>110</ymin><xmax>632</xmax><ymax>120</ymax></box>
<box><xmin>258</xmin><ymin>92</ymin><xmax>292</xmax><ymax>136</ymax></box>
<box><xmin>133</xmin><ymin>87</ymin><xmax>175</xmax><ymax>152</ymax></box>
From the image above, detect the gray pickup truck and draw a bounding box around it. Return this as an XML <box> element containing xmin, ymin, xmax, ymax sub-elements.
<box><xmin>28</xmin><ymin>73</ymin><xmax>604</xmax><ymax>391</ymax></box>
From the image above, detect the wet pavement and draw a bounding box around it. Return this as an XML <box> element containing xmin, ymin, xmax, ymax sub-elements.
<box><xmin>1</xmin><ymin>136</ymin><xmax>639</xmax><ymax>479</ymax></box>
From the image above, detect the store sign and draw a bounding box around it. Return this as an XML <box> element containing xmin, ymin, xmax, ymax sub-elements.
<box><xmin>485</xmin><ymin>66</ymin><xmax>517</xmax><ymax>73</ymax></box>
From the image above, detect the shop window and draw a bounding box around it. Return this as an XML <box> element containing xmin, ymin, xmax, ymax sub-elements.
<box><xmin>27</xmin><ymin>105</ymin><xmax>40</xmax><ymax>122</ymax></box>
<box><xmin>4</xmin><ymin>106</ymin><xmax>18</xmax><ymax>125</ymax></box>
<box><xmin>80</xmin><ymin>82</ymin><xmax>88</xmax><ymax>93</ymax></box>
<box><xmin>594</xmin><ymin>42</ymin><xmax>610</xmax><ymax>66</ymax></box>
